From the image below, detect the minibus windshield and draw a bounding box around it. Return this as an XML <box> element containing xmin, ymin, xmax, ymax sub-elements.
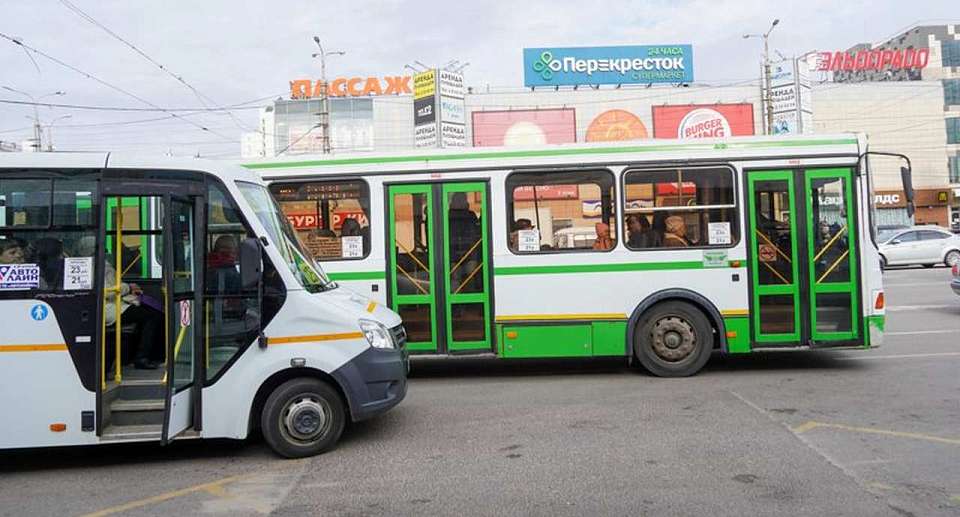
<box><xmin>237</xmin><ymin>181</ymin><xmax>334</xmax><ymax>293</ymax></box>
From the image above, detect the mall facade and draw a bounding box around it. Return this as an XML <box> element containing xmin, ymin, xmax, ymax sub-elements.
<box><xmin>241</xmin><ymin>24</ymin><xmax>960</xmax><ymax>229</ymax></box>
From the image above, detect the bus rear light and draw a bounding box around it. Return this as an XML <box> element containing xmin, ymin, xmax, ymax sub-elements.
<box><xmin>729</xmin><ymin>260</ymin><xmax>742</xmax><ymax>268</ymax></box>
<box><xmin>875</xmin><ymin>292</ymin><xmax>885</xmax><ymax>310</ymax></box>
<box><xmin>49</xmin><ymin>423</ymin><xmax>66</xmax><ymax>432</ymax></box>
<box><xmin>726</xmin><ymin>331</ymin><xmax>737</xmax><ymax>339</ymax></box>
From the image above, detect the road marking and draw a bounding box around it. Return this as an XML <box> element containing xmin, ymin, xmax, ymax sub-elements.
<box><xmin>883</xmin><ymin>282</ymin><xmax>950</xmax><ymax>287</ymax></box>
<box><xmin>80</xmin><ymin>473</ymin><xmax>251</xmax><ymax>517</ymax></box>
<box><xmin>886</xmin><ymin>304</ymin><xmax>958</xmax><ymax>311</ymax></box>
<box><xmin>791</xmin><ymin>421</ymin><xmax>960</xmax><ymax>446</ymax></box>
<box><xmin>884</xmin><ymin>329</ymin><xmax>960</xmax><ymax>336</ymax></box>
<box><xmin>835</xmin><ymin>352</ymin><xmax>960</xmax><ymax>361</ymax></box>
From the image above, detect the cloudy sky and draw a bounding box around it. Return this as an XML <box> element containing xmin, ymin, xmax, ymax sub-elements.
<box><xmin>1</xmin><ymin>0</ymin><xmax>956</xmax><ymax>158</ymax></box>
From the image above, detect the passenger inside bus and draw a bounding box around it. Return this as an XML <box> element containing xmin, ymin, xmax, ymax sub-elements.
<box><xmin>31</xmin><ymin>237</ymin><xmax>65</xmax><ymax>290</ymax></box>
<box><xmin>663</xmin><ymin>216</ymin><xmax>690</xmax><ymax>247</ymax></box>
<box><xmin>0</xmin><ymin>238</ymin><xmax>26</xmax><ymax>264</ymax></box>
<box><xmin>626</xmin><ymin>215</ymin><xmax>658</xmax><ymax>248</ymax></box>
<box><xmin>593</xmin><ymin>222</ymin><xmax>614</xmax><ymax>250</ymax></box>
<box><xmin>509</xmin><ymin>218</ymin><xmax>534</xmax><ymax>252</ymax></box>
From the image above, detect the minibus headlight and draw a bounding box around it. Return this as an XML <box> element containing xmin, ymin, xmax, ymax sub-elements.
<box><xmin>359</xmin><ymin>319</ymin><xmax>394</xmax><ymax>349</ymax></box>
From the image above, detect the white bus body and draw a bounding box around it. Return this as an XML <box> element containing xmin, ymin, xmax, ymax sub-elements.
<box><xmin>0</xmin><ymin>153</ymin><xmax>407</xmax><ymax>458</ymax></box>
<box><xmin>249</xmin><ymin>134</ymin><xmax>888</xmax><ymax>377</ymax></box>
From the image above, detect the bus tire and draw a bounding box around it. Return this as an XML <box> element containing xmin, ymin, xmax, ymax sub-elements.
<box><xmin>633</xmin><ymin>301</ymin><xmax>712</xmax><ymax>378</ymax></box>
<box><xmin>261</xmin><ymin>377</ymin><xmax>346</xmax><ymax>458</ymax></box>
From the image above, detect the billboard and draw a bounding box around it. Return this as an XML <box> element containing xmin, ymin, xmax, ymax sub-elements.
<box><xmin>471</xmin><ymin>108</ymin><xmax>576</xmax><ymax>147</ymax></box>
<box><xmin>290</xmin><ymin>76</ymin><xmax>411</xmax><ymax>98</ymax></box>
<box><xmin>585</xmin><ymin>109</ymin><xmax>649</xmax><ymax>142</ymax></box>
<box><xmin>413</xmin><ymin>70</ymin><xmax>437</xmax><ymax>148</ymax></box>
<box><xmin>652</xmin><ymin>104</ymin><xmax>755</xmax><ymax>139</ymax></box>
<box><xmin>413</xmin><ymin>69</ymin><xmax>466</xmax><ymax>148</ymax></box>
<box><xmin>523</xmin><ymin>45</ymin><xmax>693</xmax><ymax>87</ymax></box>
<box><xmin>768</xmin><ymin>59</ymin><xmax>813</xmax><ymax>135</ymax></box>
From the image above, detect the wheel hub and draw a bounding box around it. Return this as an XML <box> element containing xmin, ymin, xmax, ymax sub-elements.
<box><xmin>282</xmin><ymin>397</ymin><xmax>327</xmax><ymax>442</ymax></box>
<box><xmin>651</xmin><ymin>316</ymin><xmax>696</xmax><ymax>362</ymax></box>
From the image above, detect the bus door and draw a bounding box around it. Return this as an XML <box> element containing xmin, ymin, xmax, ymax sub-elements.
<box><xmin>386</xmin><ymin>182</ymin><xmax>492</xmax><ymax>354</ymax></box>
<box><xmin>161</xmin><ymin>194</ymin><xmax>202</xmax><ymax>442</ymax></box>
<box><xmin>99</xmin><ymin>183</ymin><xmax>203</xmax><ymax>442</ymax></box>
<box><xmin>746</xmin><ymin>169</ymin><xmax>860</xmax><ymax>346</ymax></box>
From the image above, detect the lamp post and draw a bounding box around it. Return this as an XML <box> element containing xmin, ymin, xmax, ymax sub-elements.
<box><xmin>744</xmin><ymin>19</ymin><xmax>780</xmax><ymax>135</ymax></box>
<box><xmin>312</xmin><ymin>37</ymin><xmax>345</xmax><ymax>154</ymax></box>
<box><xmin>1</xmin><ymin>87</ymin><xmax>65</xmax><ymax>151</ymax></box>
<box><xmin>45</xmin><ymin>115</ymin><xmax>72</xmax><ymax>151</ymax></box>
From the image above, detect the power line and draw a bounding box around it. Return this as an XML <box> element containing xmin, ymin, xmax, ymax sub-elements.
<box><xmin>0</xmin><ymin>31</ymin><xmax>235</xmax><ymax>142</ymax></box>
<box><xmin>57</xmin><ymin>0</ymin><xmax>252</xmax><ymax>132</ymax></box>
<box><xmin>0</xmin><ymin>96</ymin><xmax>274</xmax><ymax>112</ymax></box>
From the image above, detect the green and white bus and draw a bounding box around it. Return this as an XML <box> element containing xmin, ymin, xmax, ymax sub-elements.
<box><xmin>248</xmin><ymin>134</ymin><xmax>907</xmax><ymax>377</ymax></box>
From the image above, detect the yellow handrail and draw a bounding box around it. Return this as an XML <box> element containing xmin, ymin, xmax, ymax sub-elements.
<box><xmin>449</xmin><ymin>239</ymin><xmax>482</xmax><ymax>277</ymax></box>
<box><xmin>161</xmin><ymin>322</ymin><xmax>188</xmax><ymax>385</ymax></box>
<box><xmin>818</xmin><ymin>249</ymin><xmax>850</xmax><ymax>284</ymax></box>
<box><xmin>455</xmin><ymin>262</ymin><xmax>485</xmax><ymax>295</ymax></box>
<box><xmin>813</xmin><ymin>227</ymin><xmax>846</xmax><ymax>263</ymax></box>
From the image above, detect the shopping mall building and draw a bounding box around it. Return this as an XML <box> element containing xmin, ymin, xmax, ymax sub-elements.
<box><xmin>241</xmin><ymin>24</ymin><xmax>960</xmax><ymax>228</ymax></box>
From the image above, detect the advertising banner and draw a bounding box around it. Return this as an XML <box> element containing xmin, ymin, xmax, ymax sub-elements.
<box><xmin>441</xmin><ymin>122</ymin><xmax>466</xmax><ymax>147</ymax></box>
<box><xmin>585</xmin><ymin>109</ymin><xmax>649</xmax><ymax>142</ymax></box>
<box><xmin>523</xmin><ymin>45</ymin><xmax>694</xmax><ymax>87</ymax></box>
<box><xmin>471</xmin><ymin>108</ymin><xmax>576</xmax><ymax>147</ymax></box>
<box><xmin>768</xmin><ymin>59</ymin><xmax>813</xmax><ymax>135</ymax></box>
<box><xmin>414</xmin><ymin>96</ymin><xmax>436</xmax><ymax>126</ymax></box>
<box><xmin>415</xmin><ymin>123</ymin><xmax>437</xmax><ymax>148</ymax></box>
<box><xmin>413</xmin><ymin>70</ymin><xmax>436</xmax><ymax>100</ymax></box>
<box><xmin>438</xmin><ymin>70</ymin><xmax>466</xmax><ymax>147</ymax></box>
<box><xmin>652</xmin><ymin>104</ymin><xmax>755</xmax><ymax>139</ymax></box>
<box><xmin>438</xmin><ymin>70</ymin><xmax>464</xmax><ymax>99</ymax></box>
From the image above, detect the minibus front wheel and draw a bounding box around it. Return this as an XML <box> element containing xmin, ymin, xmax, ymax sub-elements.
<box><xmin>633</xmin><ymin>301</ymin><xmax>713</xmax><ymax>378</ymax></box>
<box><xmin>261</xmin><ymin>377</ymin><xmax>346</xmax><ymax>458</ymax></box>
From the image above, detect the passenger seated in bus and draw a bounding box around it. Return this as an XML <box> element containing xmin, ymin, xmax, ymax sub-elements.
<box><xmin>651</xmin><ymin>212</ymin><xmax>668</xmax><ymax>247</ymax></box>
<box><xmin>593</xmin><ymin>222</ymin><xmax>614</xmax><ymax>250</ymax></box>
<box><xmin>509</xmin><ymin>218</ymin><xmax>534</xmax><ymax>252</ymax></box>
<box><xmin>78</xmin><ymin>236</ymin><xmax>164</xmax><ymax>370</ymax></box>
<box><xmin>207</xmin><ymin>235</ymin><xmax>241</xmax><ymax>293</ymax></box>
<box><xmin>663</xmin><ymin>216</ymin><xmax>690</xmax><ymax>247</ymax></box>
<box><xmin>448</xmin><ymin>193</ymin><xmax>480</xmax><ymax>286</ymax></box>
<box><xmin>627</xmin><ymin>215</ymin><xmax>657</xmax><ymax>248</ymax></box>
<box><xmin>0</xmin><ymin>238</ymin><xmax>26</xmax><ymax>264</ymax></box>
<box><xmin>30</xmin><ymin>237</ymin><xmax>65</xmax><ymax>289</ymax></box>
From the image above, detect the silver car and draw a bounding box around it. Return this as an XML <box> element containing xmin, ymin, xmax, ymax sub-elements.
<box><xmin>878</xmin><ymin>226</ymin><xmax>960</xmax><ymax>269</ymax></box>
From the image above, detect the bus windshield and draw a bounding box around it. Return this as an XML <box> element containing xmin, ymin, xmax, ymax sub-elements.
<box><xmin>236</xmin><ymin>181</ymin><xmax>334</xmax><ymax>293</ymax></box>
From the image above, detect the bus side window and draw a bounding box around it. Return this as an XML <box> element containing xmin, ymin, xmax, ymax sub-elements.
<box><xmin>505</xmin><ymin>170</ymin><xmax>617</xmax><ymax>254</ymax></box>
<box><xmin>269</xmin><ymin>180</ymin><xmax>371</xmax><ymax>261</ymax></box>
<box><xmin>623</xmin><ymin>167</ymin><xmax>739</xmax><ymax>250</ymax></box>
<box><xmin>204</xmin><ymin>181</ymin><xmax>285</xmax><ymax>382</ymax></box>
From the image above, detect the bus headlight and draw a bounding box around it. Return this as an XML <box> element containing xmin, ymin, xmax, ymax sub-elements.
<box><xmin>359</xmin><ymin>319</ymin><xmax>394</xmax><ymax>349</ymax></box>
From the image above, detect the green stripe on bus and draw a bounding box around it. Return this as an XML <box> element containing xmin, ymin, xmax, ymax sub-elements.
<box><xmin>328</xmin><ymin>271</ymin><xmax>386</xmax><ymax>281</ymax></box>
<box><xmin>494</xmin><ymin>261</ymin><xmax>709</xmax><ymax>276</ymax></box>
<box><xmin>243</xmin><ymin>138</ymin><xmax>858</xmax><ymax>170</ymax></box>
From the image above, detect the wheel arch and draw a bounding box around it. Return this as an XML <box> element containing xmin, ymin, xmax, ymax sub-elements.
<box><xmin>248</xmin><ymin>367</ymin><xmax>351</xmax><ymax>435</ymax></box>
<box><xmin>941</xmin><ymin>247</ymin><xmax>960</xmax><ymax>263</ymax></box>
<box><xmin>626</xmin><ymin>289</ymin><xmax>727</xmax><ymax>360</ymax></box>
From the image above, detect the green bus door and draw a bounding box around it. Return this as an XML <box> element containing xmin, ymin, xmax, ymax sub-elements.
<box><xmin>747</xmin><ymin>168</ymin><xmax>860</xmax><ymax>346</ymax></box>
<box><xmin>387</xmin><ymin>183</ymin><xmax>492</xmax><ymax>354</ymax></box>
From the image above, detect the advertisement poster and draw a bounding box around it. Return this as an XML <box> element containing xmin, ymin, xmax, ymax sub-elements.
<box><xmin>63</xmin><ymin>257</ymin><xmax>93</xmax><ymax>290</ymax></box>
<box><xmin>585</xmin><ymin>109</ymin><xmax>649</xmax><ymax>142</ymax></box>
<box><xmin>652</xmin><ymin>104</ymin><xmax>755</xmax><ymax>139</ymax></box>
<box><xmin>414</xmin><ymin>70</ymin><xmax>438</xmax><ymax>148</ymax></box>
<box><xmin>471</xmin><ymin>108</ymin><xmax>576</xmax><ymax>147</ymax></box>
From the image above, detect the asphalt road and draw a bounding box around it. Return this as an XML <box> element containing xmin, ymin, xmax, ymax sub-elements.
<box><xmin>2</xmin><ymin>266</ymin><xmax>958</xmax><ymax>516</ymax></box>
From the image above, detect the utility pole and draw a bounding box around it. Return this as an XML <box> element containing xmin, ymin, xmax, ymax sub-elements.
<box><xmin>312</xmin><ymin>36</ymin><xmax>345</xmax><ymax>154</ymax></box>
<box><xmin>744</xmin><ymin>19</ymin><xmax>780</xmax><ymax>135</ymax></box>
<box><xmin>1</xmin><ymin>86</ymin><xmax>65</xmax><ymax>151</ymax></box>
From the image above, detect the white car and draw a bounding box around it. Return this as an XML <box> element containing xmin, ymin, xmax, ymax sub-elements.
<box><xmin>878</xmin><ymin>226</ymin><xmax>960</xmax><ymax>269</ymax></box>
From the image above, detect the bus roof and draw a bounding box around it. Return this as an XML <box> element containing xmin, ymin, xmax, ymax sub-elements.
<box><xmin>244</xmin><ymin>133</ymin><xmax>866</xmax><ymax>177</ymax></box>
<box><xmin>0</xmin><ymin>152</ymin><xmax>262</xmax><ymax>184</ymax></box>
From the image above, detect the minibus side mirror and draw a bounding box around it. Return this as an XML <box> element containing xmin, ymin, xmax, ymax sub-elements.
<box><xmin>240</xmin><ymin>237</ymin><xmax>263</xmax><ymax>291</ymax></box>
<box><xmin>900</xmin><ymin>166</ymin><xmax>916</xmax><ymax>218</ymax></box>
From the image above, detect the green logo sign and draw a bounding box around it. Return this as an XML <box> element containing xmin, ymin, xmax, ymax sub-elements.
<box><xmin>532</xmin><ymin>51</ymin><xmax>555</xmax><ymax>81</ymax></box>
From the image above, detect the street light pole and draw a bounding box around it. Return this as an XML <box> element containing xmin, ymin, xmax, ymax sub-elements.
<box><xmin>46</xmin><ymin>115</ymin><xmax>72</xmax><ymax>151</ymax></box>
<box><xmin>1</xmin><ymin>86</ymin><xmax>65</xmax><ymax>151</ymax></box>
<box><xmin>312</xmin><ymin>37</ymin><xmax>345</xmax><ymax>154</ymax></box>
<box><xmin>744</xmin><ymin>19</ymin><xmax>780</xmax><ymax>135</ymax></box>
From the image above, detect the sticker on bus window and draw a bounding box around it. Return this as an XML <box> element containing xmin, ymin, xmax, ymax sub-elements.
<box><xmin>517</xmin><ymin>229</ymin><xmax>540</xmax><ymax>252</ymax></box>
<box><xmin>63</xmin><ymin>257</ymin><xmax>93</xmax><ymax>290</ymax></box>
<box><xmin>0</xmin><ymin>264</ymin><xmax>41</xmax><ymax>290</ymax></box>
<box><xmin>708</xmin><ymin>222</ymin><xmax>732</xmax><ymax>245</ymax></box>
<box><xmin>758</xmin><ymin>244</ymin><xmax>777</xmax><ymax>263</ymax></box>
<box><xmin>342</xmin><ymin>236</ymin><xmax>364</xmax><ymax>258</ymax></box>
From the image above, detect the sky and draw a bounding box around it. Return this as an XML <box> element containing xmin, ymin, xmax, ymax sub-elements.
<box><xmin>1</xmin><ymin>0</ymin><xmax>957</xmax><ymax>158</ymax></box>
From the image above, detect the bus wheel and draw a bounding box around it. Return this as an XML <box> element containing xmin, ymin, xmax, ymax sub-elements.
<box><xmin>261</xmin><ymin>378</ymin><xmax>346</xmax><ymax>458</ymax></box>
<box><xmin>634</xmin><ymin>301</ymin><xmax>712</xmax><ymax>377</ymax></box>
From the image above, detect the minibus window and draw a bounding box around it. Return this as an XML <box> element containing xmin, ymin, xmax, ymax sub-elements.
<box><xmin>236</xmin><ymin>182</ymin><xmax>332</xmax><ymax>293</ymax></box>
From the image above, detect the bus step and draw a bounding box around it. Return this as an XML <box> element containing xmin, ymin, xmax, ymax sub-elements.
<box><xmin>114</xmin><ymin>379</ymin><xmax>166</xmax><ymax>401</ymax></box>
<box><xmin>110</xmin><ymin>399</ymin><xmax>165</xmax><ymax>426</ymax></box>
<box><xmin>101</xmin><ymin>424</ymin><xmax>161</xmax><ymax>442</ymax></box>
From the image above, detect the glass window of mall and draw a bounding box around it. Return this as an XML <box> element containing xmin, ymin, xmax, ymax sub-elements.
<box><xmin>622</xmin><ymin>167</ymin><xmax>739</xmax><ymax>250</ymax></box>
<box><xmin>505</xmin><ymin>170</ymin><xmax>617</xmax><ymax>253</ymax></box>
<box><xmin>947</xmin><ymin>118</ymin><xmax>960</xmax><ymax>145</ymax></box>
<box><xmin>942</xmin><ymin>40</ymin><xmax>960</xmax><ymax>68</ymax></box>
<box><xmin>269</xmin><ymin>180</ymin><xmax>371</xmax><ymax>260</ymax></box>
<box><xmin>945</xmin><ymin>79</ymin><xmax>960</xmax><ymax>106</ymax></box>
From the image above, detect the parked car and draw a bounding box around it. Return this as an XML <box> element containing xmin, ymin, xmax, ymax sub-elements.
<box><xmin>952</xmin><ymin>262</ymin><xmax>960</xmax><ymax>297</ymax></box>
<box><xmin>878</xmin><ymin>226</ymin><xmax>960</xmax><ymax>269</ymax></box>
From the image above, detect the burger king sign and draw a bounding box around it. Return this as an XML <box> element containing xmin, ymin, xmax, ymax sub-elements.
<box><xmin>652</xmin><ymin>104</ymin><xmax>755</xmax><ymax>139</ymax></box>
